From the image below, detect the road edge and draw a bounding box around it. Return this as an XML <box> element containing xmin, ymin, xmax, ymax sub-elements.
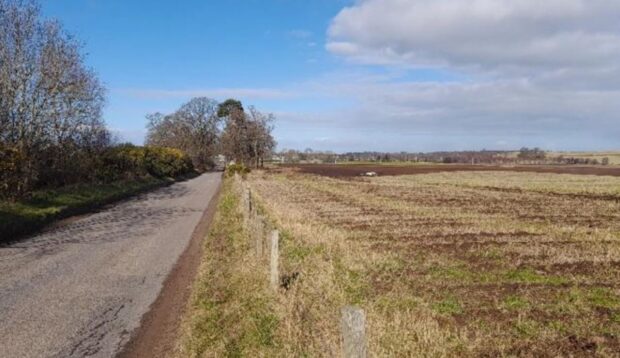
<box><xmin>116</xmin><ymin>175</ymin><xmax>222</xmax><ymax>358</ymax></box>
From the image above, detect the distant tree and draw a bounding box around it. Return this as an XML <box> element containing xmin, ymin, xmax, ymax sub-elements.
<box><xmin>217</xmin><ymin>98</ymin><xmax>244</xmax><ymax>118</ymax></box>
<box><xmin>146</xmin><ymin>97</ymin><xmax>221</xmax><ymax>171</ymax></box>
<box><xmin>281</xmin><ymin>149</ymin><xmax>300</xmax><ymax>163</ymax></box>
<box><xmin>602</xmin><ymin>157</ymin><xmax>610</xmax><ymax>166</ymax></box>
<box><xmin>518</xmin><ymin>147</ymin><xmax>546</xmax><ymax>161</ymax></box>
<box><xmin>219</xmin><ymin>100</ymin><xmax>249</xmax><ymax>164</ymax></box>
<box><xmin>245</xmin><ymin>106</ymin><xmax>276</xmax><ymax>167</ymax></box>
<box><xmin>219</xmin><ymin>100</ymin><xmax>276</xmax><ymax>167</ymax></box>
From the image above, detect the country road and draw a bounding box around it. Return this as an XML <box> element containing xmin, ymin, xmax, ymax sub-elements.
<box><xmin>0</xmin><ymin>173</ymin><xmax>221</xmax><ymax>358</ymax></box>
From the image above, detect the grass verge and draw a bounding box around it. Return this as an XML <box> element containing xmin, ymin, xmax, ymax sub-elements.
<box><xmin>178</xmin><ymin>178</ymin><xmax>279</xmax><ymax>357</ymax></box>
<box><xmin>0</xmin><ymin>175</ymin><xmax>188</xmax><ymax>243</ymax></box>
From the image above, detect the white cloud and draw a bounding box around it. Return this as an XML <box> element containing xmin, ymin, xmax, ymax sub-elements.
<box><xmin>271</xmin><ymin>70</ymin><xmax>620</xmax><ymax>151</ymax></box>
<box><xmin>300</xmin><ymin>0</ymin><xmax>620</xmax><ymax>151</ymax></box>
<box><xmin>327</xmin><ymin>0</ymin><xmax>620</xmax><ymax>80</ymax></box>
<box><xmin>308</xmin><ymin>74</ymin><xmax>619</xmax><ymax>133</ymax></box>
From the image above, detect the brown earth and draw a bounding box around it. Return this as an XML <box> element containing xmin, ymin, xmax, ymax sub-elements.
<box><xmin>287</xmin><ymin>163</ymin><xmax>620</xmax><ymax>177</ymax></box>
<box><xmin>248</xmin><ymin>169</ymin><xmax>620</xmax><ymax>355</ymax></box>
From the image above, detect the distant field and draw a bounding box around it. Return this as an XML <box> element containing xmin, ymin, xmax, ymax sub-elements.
<box><xmin>287</xmin><ymin>163</ymin><xmax>620</xmax><ymax>178</ymax></box>
<box><xmin>247</xmin><ymin>169</ymin><xmax>620</xmax><ymax>356</ymax></box>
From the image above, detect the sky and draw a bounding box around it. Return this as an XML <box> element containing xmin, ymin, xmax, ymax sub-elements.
<box><xmin>40</xmin><ymin>0</ymin><xmax>620</xmax><ymax>152</ymax></box>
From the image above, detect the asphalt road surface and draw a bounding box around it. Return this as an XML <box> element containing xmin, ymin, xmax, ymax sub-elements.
<box><xmin>0</xmin><ymin>173</ymin><xmax>221</xmax><ymax>358</ymax></box>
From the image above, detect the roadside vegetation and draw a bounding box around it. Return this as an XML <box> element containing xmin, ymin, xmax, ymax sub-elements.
<box><xmin>178</xmin><ymin>176</ymin><xmax>281</xmax><ymax>357</ymax></box>
<box><xmin>0</xmin><ymin>146</ymin><xmax>195</xmax><ymax>241</ymax></box>
<box><xmin>1</xmin><ymin>176</ymin><xmax>166</xmax><ymax>242</ymax></box>
<box><xmin>1</xmin><ymin>0</ymin><xmax>276</xmax><ymax>240</ymax></box>
<box><xmin>206</xmin><ymin>168</ymin><xmax>620</xmax><ymax>356</ymax></box>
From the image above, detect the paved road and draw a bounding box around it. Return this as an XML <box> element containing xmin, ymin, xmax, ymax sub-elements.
<box><xmin>0</xmin><ymin>173</ymin><xmax>221</xmax><ymax>358</ymax></box>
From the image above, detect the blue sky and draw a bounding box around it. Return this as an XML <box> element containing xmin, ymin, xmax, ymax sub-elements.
<box><xmin>40</xmin><ymin>0</ymin><xmax>620</xmax><ymax>152</ymax></box>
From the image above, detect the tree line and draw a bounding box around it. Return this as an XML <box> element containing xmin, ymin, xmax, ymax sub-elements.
<box><xmin>1</xmin><ymin>0</ymin><xmax>275</xmax><ymax>200</ymax></box>
<box><xmin>146</xmin><ymin>97</ymin><xmax>275</xmax><ymax>171</ymax></box>
<box><xmin>277</xmin><ymin>148</ymin><xmax>611</xmax><ymax>166</ymax></box>
<box><xmin>1</xmin><ymin>0</ymin><xmax>111</xmax><ymax>198</ymax></box>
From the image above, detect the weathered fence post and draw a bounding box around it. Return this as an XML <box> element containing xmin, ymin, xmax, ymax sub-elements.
<box><xmin>243</xmin><ymin>187</ymin><xmax>251</xmax><ymax>227</ymax></box>
<box><xmin>341</xmin><ymin>306</ymin><xmax>367</xmax><ymax>358</ymax></box>
<box><xmin>255</xmin><ymin>216</ymin><xmax>264</xmax><ymax>257</ymax></box>
<box><xmin>270</xmin><ymin>230</ymin><xmax>279</xmax><ymax>290</ymax></box>
<box><xmin>246</xmin><ymin>188</ymin><xmax>252</xmax><ymax>215</ymax></box>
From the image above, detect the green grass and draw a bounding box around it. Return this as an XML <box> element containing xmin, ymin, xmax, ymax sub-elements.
<box><xmin>179</xmin><ymin>178</ymin><xmax>280</xmax><ymax>357</ymax></box>
<box><xmin>0</xmin><ymin>177</ymin><xmax>173</xmax><ymax>242</ymax></box>
<box><xmin>586</xmin><ymin>287</ymin><xmax>620</xmax><ymax>309</ymax></box>
<box><xmin>502</xmin><ymin>295</ymin><xmax>530</xmax><ymax>311</ymax></box>
<box><xmin>513</xmin><ymin>319</ymin><xmax>541</xmax><ymax>338</ymax></box>
<box><xmin>432</xmin><ymin>297</ymin><xmax>463</xmax><ymax>316</ymax></box>
<box><xmin>503</xmin><ymin>268</ymin><xmax>569</xmax><ymax>286</ymax></box>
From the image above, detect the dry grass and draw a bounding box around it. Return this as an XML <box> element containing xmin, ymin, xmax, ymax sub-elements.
<box><xmin>177</xmin><ymin>179</ymin><xmax>280</xmax><ymax>357</ymax></box>
<box><xmin>245</xmin><ymin>169</ymin><xmax>620</xmax><ymax>357</ymax></box>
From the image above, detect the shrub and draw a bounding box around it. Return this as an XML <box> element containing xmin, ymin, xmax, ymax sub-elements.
<box><xmin>96</xmin><ymin>145</ymin><xmax>194</xmax><ymax>182</ymax></box>
<box><xmin>144</xmin><ymin>147</ymin><xmax>194</xmax><ymax>178</ymax></box>
<box><xmin>1</xmin><ymin>143</ymin><xmax>194</xmax><ymax>200</ymax></box>
<box><xmin>0</xmin><ymin>145</ymin><xmax>26</xmax><ymax>199</ymax></box>
<box><xmin>96</xmin><ymin>144</ymin><xmax>148</xmax><ymax>181</ymax></box>
<box><xmin>226</xmin><ymin>163</ymin><xmax>250</xmax><ymax>178</ymax></box>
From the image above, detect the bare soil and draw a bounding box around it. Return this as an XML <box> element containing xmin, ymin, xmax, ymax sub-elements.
<box><xmin>288</xmin><ymin>163</ymin><xmax>620</xmax><ymax>177</ymax></box>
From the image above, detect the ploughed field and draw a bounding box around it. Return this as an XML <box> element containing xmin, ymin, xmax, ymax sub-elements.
<box><xmin>291</xmin><ymin>163</ymin><xmax>620</xmax><ymax>178</ymax></box>
<box><xmin>248</xmin><ymin>168</ymin><xmax>620</xmax><ymax>356</ymax></box>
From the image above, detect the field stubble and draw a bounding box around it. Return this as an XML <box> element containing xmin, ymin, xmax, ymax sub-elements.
<box><xmin>248</xmin><ymin>169</ymin><xmax>620</xmax><ymax>356</ymax></box>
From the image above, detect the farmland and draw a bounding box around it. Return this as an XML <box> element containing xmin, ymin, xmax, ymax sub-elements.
<box><xmin>238</xmin><ymin>167</ymin><xmax>620</xmax><ymax>356</ymax></box>
<box><xmin>549</xmin><ymin>152</ymin><xmax>620</xmax><ymax>166</ymax></box>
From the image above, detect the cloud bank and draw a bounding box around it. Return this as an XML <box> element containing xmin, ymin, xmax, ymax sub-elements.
<box><xmin>327</xmin><ymin>0</ymin><xmax>620</xmax><ymax>77</ymax></box>
<box><xmin>316</xmin><ymin>0</ymin><xmax>620</xmax><ymax>151</ymax></box>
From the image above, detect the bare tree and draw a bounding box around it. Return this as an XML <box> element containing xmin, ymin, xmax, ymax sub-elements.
<box><xmin>219</xmin><ymin>100</ymin><xmax>276</xmax><ymax>168</ymax></box>
<box><xmin>219</xmin><ymin>101</ymin><xmax>249</xmax><ymax>165</ymax></box>
<box><xmin>0</xmin><ymin>0</ymin><xmax>108</xmax><ymax>195</ymax></box>
<box><xmin>246</xmin><ymin>106</ymin><xmax>276</xmax><ymax>168</ymax></box>
<box><xmin>146</xmin><ymin>97</ymin><xmax>221</xmax><ymax>171</ymax></box>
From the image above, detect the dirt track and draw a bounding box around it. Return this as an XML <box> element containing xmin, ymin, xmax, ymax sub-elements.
<box><xmin>0</xmin><ymin>173</ymin><xmax>221</xmax><ymax>358</ymax></box>
<box><xmin>291</xmin><ymin>164</ymin><xmax>620</xmax><ymax>177</ymax></box>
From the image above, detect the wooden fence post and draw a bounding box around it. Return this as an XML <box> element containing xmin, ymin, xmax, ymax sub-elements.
<box><xmin>243</xmin><ymin>187</ymin><xmax>250</xmax><ymax>227</ymax></box>
<box><xmin>255</xmin><ymin>216</ymin><xmax>264</xmax><ymax>257</ymax></box>
<box><xmin>270</xmin><ymin>230</ymin><xmax>279</xmax><ymax>290</ymax></box>
<box><xmin>341</xmin><ymin>306</ymin><xmax>367</xmax><ymax>358</ymax></box>
<box><xmin>246</xmin><ymin>188</ymin><xmax>252</xmax><ymax>215</ymax></box>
